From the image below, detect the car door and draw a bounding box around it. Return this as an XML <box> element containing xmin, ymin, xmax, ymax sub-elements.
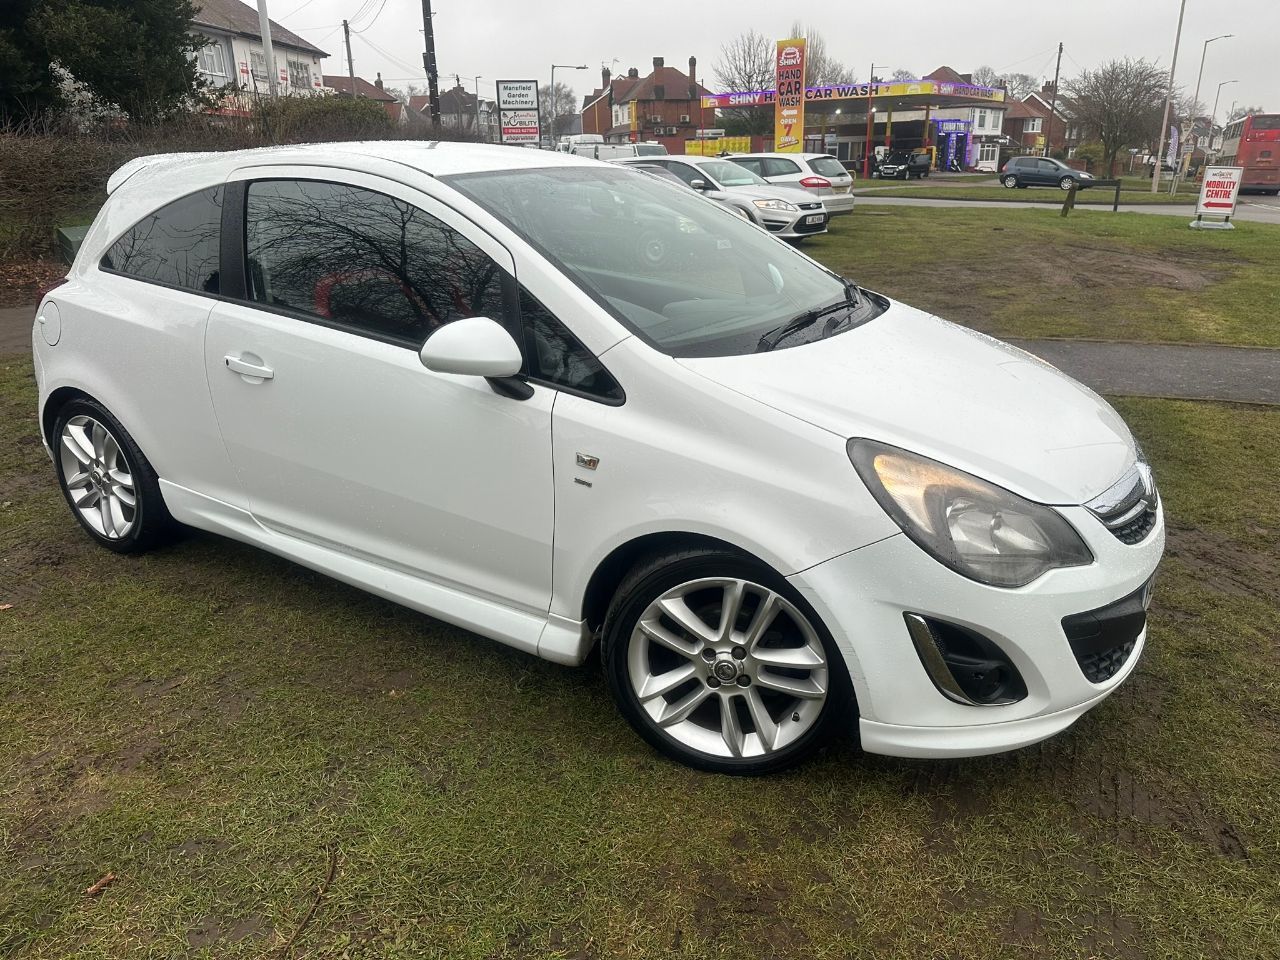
<box><xmin>762</xmin><ymin>157</ymin><xmax>803</xmax><ymax>184</ymax></box>
<box><xmin>1035</xmin><ymin>158</ymin><xmax>1058</xmax><ymax>185</ymax></box>
<box><xmin>731</xmin><ymin>157</ymin><xmax>765</xmax><ymax>177</ymax></box>
<box><xmin>203</xmin><ymin>168</ymin><xmax>555</xmax><ymax>615</ymax></box>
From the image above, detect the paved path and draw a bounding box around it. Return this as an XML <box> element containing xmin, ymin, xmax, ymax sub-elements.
<box><xmin>3</xmin><ymin>304</ymin><xmax>1276</xmax><ymax>404</ymax></box>
<box><xmin>852</xmin><ymin>193</ymin><xmax>1280</xmax><ymax>224</ymax></box>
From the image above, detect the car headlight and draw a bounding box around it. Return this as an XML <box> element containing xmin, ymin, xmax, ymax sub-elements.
<box><xmin>848</xmin><ymin>439</ymin><xmax>1093</xmax><ymax>587</ymax></box>
<box><xmin>753</xmin><ymin>198</ymin><xmax>799</xmax><ymax>213</ymax></box>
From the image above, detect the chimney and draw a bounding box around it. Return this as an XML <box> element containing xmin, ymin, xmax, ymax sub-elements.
<box><xmin>375</xmin><ymin>73</ymin><xmax>383</xmax><ymax>90</ymax></box>
<box><xmin>627</xmin><ymin>67</ymin><xmax>639</xmax><ymax>79</ymax></box>
<box><xmin>1042</xmin><ymin>80</ymin><xmax>1056</xmax><ymax>95</ymax></box>
<box><xmin>688</xmin><ymin>56</ymin><xmax>697</xmax><ymax>99</ymax></box>
<box><xmin>602</xmin><ymin>66</ymin><xmax>611</xmax><ymax>89</ymax></box>
<box><xmin>653</xmin><ymin>56</ymin><xmax>664</xmax><ymax>72</ymax></box>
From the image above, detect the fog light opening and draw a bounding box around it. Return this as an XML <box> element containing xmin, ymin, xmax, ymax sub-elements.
<box><xmin>904</xmin><ymin>614</ymin><xmax>1027</xmax><ymax>706</ymax></box>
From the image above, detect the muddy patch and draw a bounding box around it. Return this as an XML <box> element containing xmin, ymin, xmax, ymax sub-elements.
<box><xmin>1162</xmin><ymin>522</ymin><xmax>1280</xmax><ymax>604</ymax></box>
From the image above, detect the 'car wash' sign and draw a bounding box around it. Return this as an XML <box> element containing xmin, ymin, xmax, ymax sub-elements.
<box><xmin>774</xmin><ymin>38</ymin><xmax>806</xmax><ymax>153</ymax></box>
<box><xmin>496</xmin><ymin>80</ymin><xmax>540</xmax><ymax>144</ymax></box>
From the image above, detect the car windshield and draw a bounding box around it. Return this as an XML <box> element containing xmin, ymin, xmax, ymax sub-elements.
<box><xmin>696</xmin><ymin>160</ymin><xmax>768</xmax><ymax>187</ymax></box>
<box><xmin>884</xmin><ymin>153</ymin><xmax>909</xmax><ymax>164</ymax></box>
<box><xmin>636</xmin><ymin>143</ymin><xmax>667</xmax><ymax>156</ymax></box>
<box><xmin>809</xmin><ymin>156</ymin><xmax>846</xmax><ymax>177</ymax></box>
<box><xmin>447</xmin><ymin>165</ymin><xmax>869</xmax><ymax>357</ymax></box>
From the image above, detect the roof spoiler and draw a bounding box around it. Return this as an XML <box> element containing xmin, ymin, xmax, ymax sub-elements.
<box><xmin>106</xmin><ymin>153</ymin><xmax>211</xmax><ymax>195</ymax></box>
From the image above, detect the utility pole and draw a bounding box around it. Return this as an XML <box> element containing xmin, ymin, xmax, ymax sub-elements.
<box><xmin>473</xmin><ymin>75</ymin><xmax>483</xmax><ymax>140</ymax></box>
<box><xmin>1045</xmin><ymin>42</ymin><xmax>1063</xmax><ymax>158</ymax></box>
<box><xmin>256</xmin><ymin>0</ymin><xmax>279</xmax><ymax>97</ymax></box>
<box><xmin>1153</xmin><ymin>0</ymin><xmax>1188</xmax><ymax>193</ymax></box>
<box><xmin>862</xmin><ymin>62</ymin><xmax>875</xmax><ymax>179</ymax></box>
<box><xmin>420</xmin><ymin>0</ymin><xmax>441</xmax><ymax>130</ymax></box>
<box><xmin>343</xmin><ymin>20</ymin><xmax>355</xmax><ymax>94</ymax></box>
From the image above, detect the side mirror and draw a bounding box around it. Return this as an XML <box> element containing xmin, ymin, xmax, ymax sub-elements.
<box><xmin>419</xmin><ymin>316</ymin><xmax>522</xmax><ymax>378</ymax></box>
<box><xmin>689</xmin><ymin>178</ymin><xmax>708</xmax><ymax>190</ymax></box>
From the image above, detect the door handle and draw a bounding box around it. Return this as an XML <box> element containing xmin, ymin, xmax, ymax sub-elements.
<box><xmin>224</xmin><ymin>354</ymin><xmax>274</xmax><ymax>380</ymax></box>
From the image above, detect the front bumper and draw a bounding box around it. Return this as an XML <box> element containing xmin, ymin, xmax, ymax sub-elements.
<box><xmin>788</xmin><ymin>501</ymin><xmax>1164</xmax><ymax>758</ymax></box>
<box><xmin>764</xmin><ymin>210</ymin><xmax>829</xmax><ymax>238</ymax></box>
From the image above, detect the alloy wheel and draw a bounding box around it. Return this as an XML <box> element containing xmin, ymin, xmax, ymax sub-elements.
<box><xmin>59</xmin><ymin>415</ymin><xmax>137</xmax><ymax>539</ymax></box>
<box><xmin>1002</xmin><ymin>175</ymin><xmax>1018</xmax><ymax>188</ymax></box>
<box><xmin>626</xmin><ymin>577</ymin><xmax>828</xmax><ymax>759</ymax></box>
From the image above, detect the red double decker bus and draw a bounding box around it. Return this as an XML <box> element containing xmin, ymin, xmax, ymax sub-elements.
<box><xmin>1218</xmin><ymin>113</ymin><xmax>1280</xmax><ymax>194</ymax></box>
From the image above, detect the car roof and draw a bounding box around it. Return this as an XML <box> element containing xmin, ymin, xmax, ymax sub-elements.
<box><xmin>107</xmin><ymin>140</ymin><xmax>600</xmax><ymax>196</ymax></box>
<box><xmin>728</xmin><ymin>152</ymin><xmax>836</xmax><ymax>161</ymax></box>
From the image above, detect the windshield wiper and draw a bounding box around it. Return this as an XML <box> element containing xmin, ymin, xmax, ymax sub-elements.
<box><xmin>756</xmin><ymin>299</ymin><xmax>855</xmax><ymax>352</ymax></box>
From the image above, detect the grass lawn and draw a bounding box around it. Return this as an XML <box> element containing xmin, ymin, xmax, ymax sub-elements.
<box><xmin>807</xmin><ymin>207</ymin><xmax>1280</xmax><ymax>345</ymax></box>
<box><xmin>3</xmin><ymin>354</ymin><xmax>1280</xmax><ymax>952</ymax></box>
<box><xmin>852</xmin><ymin>186</ymin><xmax>1197</xmax><ymax>205</ymax></box>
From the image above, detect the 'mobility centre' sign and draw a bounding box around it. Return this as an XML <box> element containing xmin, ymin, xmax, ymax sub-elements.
<box><xmin>1191</xmin><ymin>165</ymin><xmax>1243</xmax><ymax>230</ymax></box>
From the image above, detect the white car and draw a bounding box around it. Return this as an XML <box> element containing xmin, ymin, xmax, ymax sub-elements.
<box><xmin>615</xmin><ymin>155</ymin><xmax>829</xmax><ymax>239</ymax></box>
<box><xmin>726</xmin><ymin>152</ymin><xmax>856</xmax><ymax>215</ymax></box>
<box><xmin>33</xmin><ymin>142</ymin><xmax>1163</xmax><ymax>774</ymax></box>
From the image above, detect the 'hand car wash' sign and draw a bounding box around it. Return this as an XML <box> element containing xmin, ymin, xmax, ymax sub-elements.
<box><xmin>774</xmin><ymin>38</ymin><xmax>807</xmax><ymax>153</ymax></box>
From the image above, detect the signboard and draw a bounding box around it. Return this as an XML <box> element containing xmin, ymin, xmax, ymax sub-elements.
<box><xmin>496</xmin><ymin>80</ymin><xmax>540</xmax><ymax>144</ymax></box>
<box><xmin>499</xmin><ymin>110</ymin><xmax>540</xmax><ymax>144</ymax></box>
<box><xmin>1166</xmin><ymin>126</ymin><xmax>1179</xmax><ymax>167</ymax></box>
<box><xmin>702</xmin><ymin>79</ymin><xmax>1004</xmax><ymax>110</ymax></box>
<box><xmin>774</xmin><ymin>38</ymin><xmax>807</xmax><ymax>153</ymax></box>
<box><xmin>1196</xmin><ymin>166</ymin><xmax>1243</xmax><ymax>217</ymax></box>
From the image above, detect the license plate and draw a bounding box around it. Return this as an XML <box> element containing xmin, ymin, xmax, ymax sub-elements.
<box><xmin>805</xmin><ymin>214</ymin><xmax>824</xmax><ymax>225</ymax></box>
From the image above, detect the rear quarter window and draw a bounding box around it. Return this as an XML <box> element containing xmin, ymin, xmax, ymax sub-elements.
<box><xmin>100</xmin><ymin>187</ymin><xmax>223</xmax><ymax>294</ymax></box>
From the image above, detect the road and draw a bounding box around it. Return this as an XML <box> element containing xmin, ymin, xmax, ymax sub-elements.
<box><xmin>852</xmin><ymin>192</ymin><xmax>1280</xmax><ymax>223</ymax></box>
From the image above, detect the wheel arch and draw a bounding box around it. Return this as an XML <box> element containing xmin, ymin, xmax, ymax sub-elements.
<box><xmin>580</xmin><ymin>531</ymin><xmax>771</xmax><ymax>636</ymax></box>
<box><xmin>41</xmin><ymin>385</ymin><xmax>97</xmax><ymax>446</ymax></box>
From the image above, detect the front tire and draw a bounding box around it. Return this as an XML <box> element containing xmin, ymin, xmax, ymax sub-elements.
<box><xmin>1059</xmin><ymin>176</ymin><xmax>1077</xmax><ymax>191</ymax></box>
<box><xmin>52</xmin><ymin>398</ymin><xmax>174</xmax><ymax>554</ymax></box>
<box><xmin>602</xmin><ymin>548</ymin><xmax>851</xmax><ymax>775</ymax></box>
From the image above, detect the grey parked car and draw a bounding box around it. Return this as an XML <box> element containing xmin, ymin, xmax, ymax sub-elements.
<box><xmin>1001</xmin><ymin>156</ymin><xmax>1095</xmax><ymax>190</ymax></box>
<box><xmin>615</xmin><ymin>156</ymin><xmax>829</xmax><ymax>239</ymax></box>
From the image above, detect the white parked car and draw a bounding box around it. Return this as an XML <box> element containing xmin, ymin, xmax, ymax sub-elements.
<box><xmin>615</xmin><ymin>155</ymin><xmax>829</xmax><ymax>239</ymax></box>
<box><xmin>33</xmin><ymin>142</ymin><xmax>1163</xmax><ymax>774</ymax></box>
<box><xmin>726</xmin><ymin>152</ymin><xmax>856</xmax><ymax>215</ymax></box>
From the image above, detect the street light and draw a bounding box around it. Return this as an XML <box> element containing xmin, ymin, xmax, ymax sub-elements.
<box><xmin>1212</xmin><ymin>79</ymin><xmax>1239</xmax><ymax>127</ymax></box>
<box><xmin>862</xmin><ymin>61</ymin><xmax>882</xmax><ymax>179</ymax></box>
<box><xmin>1186</xmin><ymin>34</ymin><xmax>1232</xmax><ymax>169</ymax></box>
<box><xmin>549</xmin><ymin>63</ymin><xmax>587</xmax><ymax>148</ymax></box>
<box><xmin>1153</xmin><ymin>0</ymin><xmax>1189</xmax><ymax>193</ymax></box>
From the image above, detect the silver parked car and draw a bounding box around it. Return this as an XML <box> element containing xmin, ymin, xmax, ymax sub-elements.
<box><xmin>615</xmin><ymin>156</ymin><xmax>828</xmax><ymax>240</ymax></box>
<box><xmin>726</xmin><ymin>153</ymin><xmax>856</xmax><ymax>215</ymax></box>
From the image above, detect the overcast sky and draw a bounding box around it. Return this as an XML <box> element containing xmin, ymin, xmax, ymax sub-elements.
<box><xmin>280</xmin><ymin>0</ymin><xmax>1274</xmax><ymax>117</ymax></box>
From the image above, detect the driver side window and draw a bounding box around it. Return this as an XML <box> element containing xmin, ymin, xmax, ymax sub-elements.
<box><xmin>665</xmin><ymin>163</ymin><xmax>705</xmax><ymax>187</ymax></box>
<box><xmin>245</xmin><ymin>179</ymin><xmax>505</xmax><ymax>346</ymax></box>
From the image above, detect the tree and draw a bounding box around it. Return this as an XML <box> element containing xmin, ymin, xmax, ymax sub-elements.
<box><xmin>0</xmin><ymin>0</ymin><xmax>205</xmax><ymax>122</ymax></box>
<box><xmin>1065</xmin><ymin>58</ymin><xmax>1169</xmax><ymax>174</ymax></box>
<box><xmin>538</xmin><ymin>81</ymin><xmax>577</xmax><ymax>134</ymax></box>
<box><xmin>787</xmin><ymin>21</ymin><xmax>854</xmax><ymax>86</ymax></box>
<box><xmin>1005</xmin><ymin>72</ymin><xmax>1038</xmax><ymax>100</ymax></box>
<box><xmin>1229</xmin><ymin>104</ymin><xmax>1265</xmax><ymax>120</ymax></box>
<box><xmin>712</xmin><ymin>29</ymin><xmax>774</xmax><ymax>136</ymax></box>
<box><xmin>891</xmin><ymin>68</ymin><xmax>916</xmax><ymax>82</ymax></box>
<box><xmin>971</xmin><ymin>65</ymin><xmax>999</xmax><ymax>87</ymax></box>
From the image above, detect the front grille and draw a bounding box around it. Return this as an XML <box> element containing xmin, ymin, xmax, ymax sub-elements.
<box><xmin>1113</xmin><ymin>508</ymin><xmax>1157</xmax><ymax>544</ymax></box>
<box><xmin>1076</xmin><ymin>639</ymin><xmax>1137</xmax><ymax>683</ymax></box>
<box><xmin>793</xmin><ymin>218</ymin><xmax>827</xmax><ymax>234</ymax></box>
<box><xmin>1085</xmin><ymin>462</ymin><xmax>1158</xmax><ymax>544</ymax></box>
<box><xmin>798</xmin><ymin>201</ymin><xmax>823</xmax><ymax>210</ymax></box>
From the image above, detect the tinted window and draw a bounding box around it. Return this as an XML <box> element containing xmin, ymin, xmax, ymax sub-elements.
<box><xmin>519</xmin><ymin>288</ymin><xmax>622</xmax><ymax>401</ymax></box>
<box><xmin>245</xmin><ymin>179</ymin><xmax>504</xmax><ymax>345</ymax></box>
<box><xmin>635</xmin><ymin>144</ymin><xmax>667</xmax><ymax>156</ymax></box>
<box><xmin>808</xmin><ymin>156</ymin><xmax>846</xmax><ymax>177</ymax></box>
<box><xmin>764</xmin><ymin>158</ymin><xmax>802</xmax><ymax>177</ymax></box>
<box><xmin>664</xmin><ymin>162</ymin><xmax>705</xmax><ymax>187</ymax></box>
<box><xmin>101</xmin><ymin>187</ymin><xmax>222</xmax><ymax>293</ymax></box>
<box><xmin>1250</xmin><ymin>115</ymin><xmax>1280</xmax><ymax>131</ymax></box>
<box><xmin>1037</xmin><ymin>159</ymin><xmax>1059</xmax><ymax>172</ymax></box>
<box><xmin>731</xmin><ymin>158</ymin><xmax>764</xmax><ymax>175</ymax></box>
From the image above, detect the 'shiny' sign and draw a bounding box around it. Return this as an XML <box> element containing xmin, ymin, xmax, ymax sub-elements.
<box><xmin>1197</xmin><ymin>166</ymin><xmax>1243</xmax><ymax>217</ymax></box>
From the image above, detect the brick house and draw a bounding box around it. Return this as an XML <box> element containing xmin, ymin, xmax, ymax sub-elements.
<box><xmin>581</xmin><ymin>57</ymin><xmax>712</xmax><ymax>153</ymax></box>
<box><xmin>1001</xmin><ymin>83</ymin><xmax>1082</xmax><ymax>157</ymax></box>
<box><xmin>324</xmin><ymin>73</ymin><xmax>411</xmax><ymax>126</ymax></box>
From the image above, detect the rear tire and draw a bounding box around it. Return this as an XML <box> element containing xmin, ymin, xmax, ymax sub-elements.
<box><xmin>52</xmin><ymin>398</ymin><xmax>175</xmax><ymax>554</ymax></box>
<box><xmin>1002</xmin><ymin>175</ymin><xmax>1018</xmax><ymax>189</ymax></box>
<box><xmin>602</xmin><ymin>548</ymin><xmax>852</xmax><ymax>775</ymax></box>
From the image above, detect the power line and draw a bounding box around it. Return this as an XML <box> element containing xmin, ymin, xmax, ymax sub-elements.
<box><xmin>352</xmin><ymin>32</ymin><xmax>422</xmax><ymax>76</ymax></box>
<box><xmin>278</xmin><ymin>0</ymin><xmax>324</xmax><ymax>19</ymax></box>
<box><xmin>350</xmin><ymin>0</ymin><xmax>392</xmax><ymax>33</ymax></box>
<box><xmin>994</xmin><ymin>47</ymin><xmax>1058</xmax><ymax>75</ymax></box>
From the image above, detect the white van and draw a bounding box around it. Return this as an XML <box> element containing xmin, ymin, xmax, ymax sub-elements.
<box><xmin>556</xmin><ymin>134</ymin><xmax>604</xmax><ymax>153</ymax></box>
<box><xmin>571</xmin><ymin>142</ymin><xmax>668</xmax><ymax>160</ymax></box>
